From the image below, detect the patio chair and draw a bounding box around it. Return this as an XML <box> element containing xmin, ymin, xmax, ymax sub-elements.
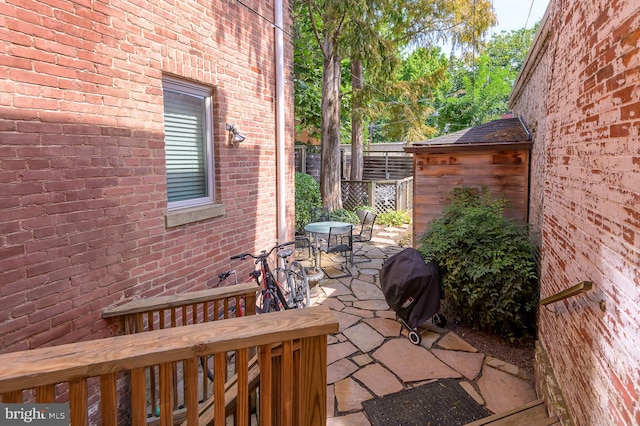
<box><xmin>310</xmin><ymin>207</ymin><xmax>330</xmax><ymax>222</ymax></box>
<box><xmin>354</xmin><ymin>211</ymin><xmax>377</xmax><ymax>242</ymax></box>
<box><xmin>319</xmin><ymin>225</ymin><xmax>353</xmax><ymax>278</ymax></box>
<box><xmin>295</xmin><ymin>234</ymin><xmax>312</xmax><ymax>260</ymax></box>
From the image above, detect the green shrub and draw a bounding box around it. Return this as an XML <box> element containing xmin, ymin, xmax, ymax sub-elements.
<box><xmin>354</xmin><ymin>205</ymin><xmax>375</xmax><ymax>212</ymax></box>
<box><xmin>295</xmin><ymin>173</ymin><xmax>322</xmax><ymax>233</ymax></box>
<box><xmin>329</xmin><ymin>208</ymin><xmax>359</xmax><ymax>224</ymax></box>
<box><xmin>377</xmin><ymin>210</ymin><xmax>411</xmax><ymax>226</ymax></box>
<box><xmin>417</xmin><ymin>187</ymin><xmax>538</xmax><ymax>340</ymax></box>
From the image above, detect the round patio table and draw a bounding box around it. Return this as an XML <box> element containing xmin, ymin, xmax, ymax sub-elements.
<box><xmin>304</xmin><ymin>221</ymin><xmax>354</xmax><ymax>271</ymax></box>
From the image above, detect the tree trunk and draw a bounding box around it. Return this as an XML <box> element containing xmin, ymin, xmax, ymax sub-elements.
<box><xmin>350</xmin><ymin>59</ymin><xmax>364</xmax><ymax>182</ymax></box>
<box><xmin>320</xmin><ymin>41</ymin><xmax>343</xmax><ymax>211</ymax></box>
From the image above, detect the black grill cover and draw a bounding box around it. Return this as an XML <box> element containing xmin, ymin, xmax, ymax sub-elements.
<box><xmin>380</xmin><ymin>248</ymin><xmax>441</xmax><ymax>328</ymax></box>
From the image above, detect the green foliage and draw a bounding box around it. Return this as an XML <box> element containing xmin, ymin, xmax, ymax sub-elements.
<box><xmin>484</xmin><ymin>24</ymin><xmax>540</xmax><ymax>77</ymax></box>
<box><xmin>429</xmin><ymin>26</ymin><xmax>539</xmax><ymax>134</ymax></box>
<box><xmin>354</xmin><ymin>205</ymin><xmax>375</xmax><ymax>212</ymax></box>
<box><xmin>417</xmin><ymin>187</ymin><xmax>538</xmax><ymax>340</ymax></box>
<box><xmin>329</xmin><ymin>208</ymin><xmax>360</xmax><ymax>224</ymax></box>
<box><xmin>372</xmin><ymin>47</ymin><xmax>447</xmax><ymax>142</ymax></box>
<box><xmin>434</xmin><ymin>54</ymin><xmax>511</xmax><ymax>133</ymax></box>
<box><xmin>377</xmin><ymin>210</ymin><xmax>411</xmax><ymax>226</ymax></box>
<box><xmin>295</xmin><ymin>173</ymin><xmax>322</xmax><ymax>233</ymax></box>
<box><xmin>293</xmin><ymin>0</ymin><xmax>497</xmax><ymax>147</ymax></box>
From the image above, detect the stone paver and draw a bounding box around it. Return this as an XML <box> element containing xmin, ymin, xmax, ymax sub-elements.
<box><xmin>334</xmin><ymin>377</ymin><xmax>373</xmax><ymax>412</ymax></box>
<box><xmin>326</xmin><ymin>411</ymin><xmax>371</xmax><ymax>425</ymax></box>
<box><xmin>353</xmin><ymin>363</ymin><xmax>404</xmax><ymax>397</ymax></box>
<box><xmin>419</xmin><ymin>330</ymin><xmax>441</xmax><ymax>349</ymax></box>
<box><xmin>327</xmin><ymin>385</ymin><xmax>336</xmax><ymax>417</ymax></box>
<box><xmin>370</xmin><ymin>236</ymin><xmax>396</xmax><ymax>245</ymax></box>
<box><xmin>376</xmin><ymin>310</ymin><xmax>396</xmax><ymax>319</ymax></box>
<box><xmin>343</xmin><ymin>322</ymin><xmax>385</xmax><ymax>353</ymax></box>
<box><xmin>299</xmin><ymin>224</ymin><xmax>536</xmax><ymax>424</ymax></box>
<box><xmin>354</xmin><ymin>300</ymin><xmax>389</xmax><ymax>311</ymax></box>
<box><xmin>437</xmin><ymin>331</ymin><xmax>479</xmax><ymax>352</ymax></box>
<box><xmin>432</xmin><ymin>348</ymin><xmax>485</xmax><ymax>380</ymax></box>
<box><xmin>352</xmin><ymin>353</ymin><xmax>373</xmax><ymax>366</ymax></box>
<box><xmin>321</xmin><ymin>281</ymin><xmax>352</xmax><ymax>297</ymax></box>
<box><xmin>363</xmin><ymin>256</ymin><xmax>384</xmax><ymax>266</ymax></box>
<box><xmin>328</xmin><ymin>358</ymin><xmax>359</xmax><ymax>384</ymax></box>
<box><xmin>331</xmin><ymin>311</ymin><xmax>362</xmax><ymax>332</ymax></box>
<box><xmin>328</xmin><ymin>341</ymin><xmax>359</xmax><ymax>365</ymax></box>
<box><xmin>477</xmin><ymin>365</ymin><xmax>537</xmax><ymax>414</ymax></box>
<box><xmin>342</xmin><ymin>306</ymin><xmax>375</xmax><ymax>318</ymax></box>
<box><xmin>486</xmin><ymin>356</ymin><xmax>519</xmax><ymax>376</ymax></box>
<box><xmin>460</xmin><ymin>380</ymin><xmax>485</xmax><ymax>405</ymax></box>
<box><xmin>372</xmin><ymin>339</ymin><xmax>462</xmax><ymax>382</ymax></box>
<box><xmin>317</xmin><ymin>297</ymin><xmax>346</xmax><ymax>311</ymax></box>
<box><xmin>364</xmin><ymin>317</ymin><xmax>402</xmax><ymax>337</ymax></box>
<box><xmin>351</xmin><ymin>280</ymin><xmax>386</xmax><ymax>300</ymax></box>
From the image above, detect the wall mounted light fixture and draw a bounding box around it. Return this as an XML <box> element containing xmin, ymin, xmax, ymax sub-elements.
<box><xmin>226</xmin><ymin>123</ymin><xmax>246</xmax><ymax>145</ymax></box>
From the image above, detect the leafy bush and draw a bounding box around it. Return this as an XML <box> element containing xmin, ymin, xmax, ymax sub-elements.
<box><xmin>417</xmin><ymin>187</ymin><xmax>538</xmax><ymax>340</ymax></box>
<box><xmin>377</xmin><ymin>210</ymin><xmax>411</xmax><ymax>226</ymax></box>
<box><xmin>295</xmin><ymin>173</ymin><xmax>322</xmax><ymax>233</ymax></box>
<box><xmin>329</xmin><ymin>208</ymin><xmax>359</xmax><ymax>224</ymax></box>
<box><xmin>354</xmin><ymin>205</ymin><xmax>375</xmax><ymax>212</ymax></box>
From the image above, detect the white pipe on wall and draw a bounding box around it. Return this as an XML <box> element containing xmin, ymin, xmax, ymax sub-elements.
<box><xmin>274</xmin><ymin>0</ymin><xmax>286</xmax><ymax>244</ymax></box>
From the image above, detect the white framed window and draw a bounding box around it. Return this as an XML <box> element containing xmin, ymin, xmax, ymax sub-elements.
<box><xmin>162</xmin><ymin>77</ymin><xmax>214</xmax><ymax>210</ymax></box>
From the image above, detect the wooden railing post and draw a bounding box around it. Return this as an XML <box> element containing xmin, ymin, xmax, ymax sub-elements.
<box><xmin>300</xmin><ymin>335</ymin><xmax>329</xmax><ymax>425</ymax></box>
<box><xmin>368</xmin><ymin>182</ymin><xmax>376</xmax><ymax>210</ymax></box>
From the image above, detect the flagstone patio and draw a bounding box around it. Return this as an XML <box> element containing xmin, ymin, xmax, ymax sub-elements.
<box><xmin>297</xmin><ymin>224</ymin><xmax>538</xmax><ymax>424</ymax></box>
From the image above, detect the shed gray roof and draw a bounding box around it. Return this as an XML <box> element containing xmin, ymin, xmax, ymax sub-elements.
<box><xmin>404</xmin><ymin>118</ymin><xmax>531</xmax><ymax>153</ymax></box>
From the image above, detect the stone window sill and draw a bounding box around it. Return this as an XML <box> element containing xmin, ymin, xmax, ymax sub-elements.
<box><xmin>165</xmin><ymin>203</ymin><xmax>225</xmax><ymax>228</ymax></box>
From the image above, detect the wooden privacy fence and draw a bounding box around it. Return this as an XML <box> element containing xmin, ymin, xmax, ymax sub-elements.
<box><xmin>341</xmin><ymin>177</ymin><xmax>413</xmax><ymax>213</ymax></box>
<box><xmin>0</xmin><ymin>305</ymin><xmax>338</xmax><ymax>426</ymax></box>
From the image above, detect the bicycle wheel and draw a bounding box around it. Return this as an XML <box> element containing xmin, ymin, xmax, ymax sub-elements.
<box><xmin>259</xmin><ymin>289</ymin><xmax>280</xmax><ymax>313</ymax></box>
<box><xmin>287</xmin><ymin>261</ymin><xmax>310</xmax><ymax>308</ymax></box>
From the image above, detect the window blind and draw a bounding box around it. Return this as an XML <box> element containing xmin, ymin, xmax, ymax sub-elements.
<box><xmin>163</xmin><ymin>89</ymin><xmax>207</xmax><ymax>202</ymax></box>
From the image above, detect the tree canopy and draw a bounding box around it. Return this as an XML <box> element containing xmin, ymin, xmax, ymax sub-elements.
<box><xmin>292</xmin><ymin>2</ymin><xmax>541</xmax><ymax>208</ymax></box>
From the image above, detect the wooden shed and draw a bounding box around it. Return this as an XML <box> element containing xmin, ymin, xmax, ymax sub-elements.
<box><xmin>404</xmin><ymin>118</ymin><xmax>531</xmax><ymax>240</ymax></box>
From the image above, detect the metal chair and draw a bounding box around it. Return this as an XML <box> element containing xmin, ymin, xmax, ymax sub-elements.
<box><xmin>319</xmin><ymin>225</ymin><xmax>353</xmax><ymax>278</ymax></box>
<box><xmin>310</xmin><ymin>207</ymin><xmax>330</xmax><ymax>222</ymax></box>
<box><xmin>354</xmin><ymin>211</ymin><xmax>377</xmax><ymax>242</ymax></box>
<box><xmin>295</xmin><ymin>234</ymin><xmax>312</xmax><ymax>260</ymax></box>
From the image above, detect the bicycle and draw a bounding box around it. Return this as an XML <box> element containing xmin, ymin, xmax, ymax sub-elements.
<box><xmin>200</xmin><ymin>242</ymin><xmax>310</xmax><ymax>382</ymax></box>
<box><xmin>230</xmin><ymin>241</ymin><xmax>310</xmax><ymax>313</ymax></box>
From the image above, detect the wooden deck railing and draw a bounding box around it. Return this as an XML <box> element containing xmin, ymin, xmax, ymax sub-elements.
<box><xmin>0</xmin><ymin>305</ymin><xmax>338</xmax><ymax>426</ymax></box>
<box><xmin>102</xmin><ymin>281</ymin><xmax>260</xmax><ymax>333</ymax></box>
<box><xmin>102</xmin><ymin>282</ymin><xmax>260</xmax><ymax>423</ymax></box>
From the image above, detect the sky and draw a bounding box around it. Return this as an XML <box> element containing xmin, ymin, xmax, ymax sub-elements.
<box><xmin>435</xmin><ymin>0</ymin><xmax>550</xmax><ymax>56</ymax></box>
<box><xmin>489</xmin><ymin>0</ymin><xmax>550</xmax><ymax>36</ymax></box>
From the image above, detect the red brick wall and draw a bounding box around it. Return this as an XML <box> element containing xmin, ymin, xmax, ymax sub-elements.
<box><xmin>0</xmin><ymin>0</ymin><xmax>294</xmax><ymax>352</ymax></box>
<box><xmin>511</xmin><ymin>1</ymin><xmax>640</xmax><ymax>424</ymax></box>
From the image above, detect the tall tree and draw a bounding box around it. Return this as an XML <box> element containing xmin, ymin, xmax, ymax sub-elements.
<box><xmin>294</xmin><ymin>0</ymin><xmax>496</xmax><ymax>208</ymax></box>
<box><xmin>346</xmin><ymin>0</ymin><xmax>496</xmax><ymax>161</ymax></box>
<box><xmin>345</xmin><ymin>0</ymin><xmax>398</xmax><ymax>181</ymax></box>
<box><xmin>298</xmin><ymin>0</ymin><xmax>360</xmax><ymax>210</ymax></box>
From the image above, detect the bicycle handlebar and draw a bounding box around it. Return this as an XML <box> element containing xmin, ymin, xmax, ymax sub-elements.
<box><xmin>230</xmin><ymin>241</ymin><xmax>296</xmax><ymax>261</ymax></box>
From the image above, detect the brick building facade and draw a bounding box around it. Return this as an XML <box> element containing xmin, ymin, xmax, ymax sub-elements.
<box><xmin>0</xmin><ymin>0</ymin><xmax>294</xmax><ymax>356</ymax></box>
<box><xmin>510</xmin><ymin>1</ymin><xmax>639</xmax><ymax>424</ymax></box>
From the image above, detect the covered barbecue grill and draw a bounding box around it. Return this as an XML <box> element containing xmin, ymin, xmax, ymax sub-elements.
<box><xmin>380</xmin><ymin>247</ymin><xmax>445</xmax><ymax>344</ymax></box>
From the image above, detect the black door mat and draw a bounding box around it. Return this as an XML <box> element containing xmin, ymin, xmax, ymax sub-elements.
<box><xmin>362</xmin><ymin>378</ymin><xmax>489</xmax><ymax>426</ymax></box>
